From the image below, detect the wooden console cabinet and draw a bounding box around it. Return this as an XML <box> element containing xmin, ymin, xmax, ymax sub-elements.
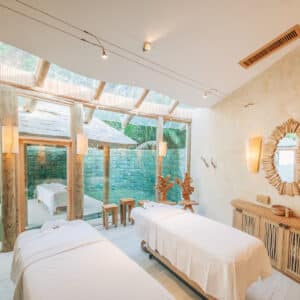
<box><xmin>231</xmin><ymin>199</ymin><xmax>300</xmax><ymax>282</ymax></box>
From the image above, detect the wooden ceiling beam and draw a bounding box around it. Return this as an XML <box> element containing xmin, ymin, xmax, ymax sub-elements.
<box><xmin>168</xmin><ymin>100</ymin><xmax>179</xmax><ymax>114</ymax></box>
<box><xmin>84</xmin><ymin>81</ymin><xmax>106</xmax><ymax>124</ymax></box>
<box><xmin>34</xmin><ymin>59</ymin><xmax>50</xmax><ymax>87</ymax></box>
<box><xmin>24</xmin><ymin>59</ymin><xmax>50</xmax><ymax>112</ymax></box>
<box><xmin>122</xmin><ymin>89</ymin><xmax>149</xmax><ymax>129</ymax></box>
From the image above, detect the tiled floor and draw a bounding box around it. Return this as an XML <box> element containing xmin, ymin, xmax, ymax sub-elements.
<box><xmin>1</xmin><ymin>223</ymin><xmax>300</xmax><ymax>300</ymax></box>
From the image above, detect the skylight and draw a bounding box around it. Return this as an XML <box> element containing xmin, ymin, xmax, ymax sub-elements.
<box><xmin>0</xmin><ymin>42</ymin><xmax>38</xmax><ymax>72</ymax></box>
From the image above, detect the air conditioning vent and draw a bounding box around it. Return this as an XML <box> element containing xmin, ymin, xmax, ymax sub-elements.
<box><xmin>239</xmin><ymin>25</ymin><xmax>300</xmax><ymax>69</ymax></box>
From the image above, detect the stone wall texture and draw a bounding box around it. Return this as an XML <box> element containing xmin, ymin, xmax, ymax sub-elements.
<box><xmin>26</xmin><ymin>147</ymin><xmax>186</xmax><ymax>203</ymax></box>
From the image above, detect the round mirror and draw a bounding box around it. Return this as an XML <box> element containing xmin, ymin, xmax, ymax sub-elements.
<box><xmin>274</xmin><ymin>133</ymin><xmax>298</xmax><ymax>183</ymax></box>
<box><xmin>263</xmin><ymin>119</ymin><xmax>300</xmax><ymax>196</ymax></box>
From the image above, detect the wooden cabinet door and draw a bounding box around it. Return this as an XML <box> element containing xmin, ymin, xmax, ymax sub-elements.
<box><xmin>241</xmin><ymin>211</ymin><xmax>260</xmax><ymax>238</ymax></box>
<box><xmin>282</xmin><ymin>228</ymin><xmax>300</xmax><ymax>282</ymax></box>
<box><xmin>259</xmin><ymin>218</ymin><xmax>284</xmax><ymax>268</ymax></box>
<box><xmin>233</xmin><ymin>209</ymin><xmax>243</xmax><ymax>230</ymax></box>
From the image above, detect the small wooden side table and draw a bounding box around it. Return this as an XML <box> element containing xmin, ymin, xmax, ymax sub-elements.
<box><xmin>102</xmin><ymin>204</ymin><xmax>118</xmax><ymax>229</ymax></box>
<box><xmin>120</xmin><ymin>198</ymin><xmax>135</xmax><ymax>226</ymax></box>
<box><xmin>179</xmin><ymin>200</ymin><xmax>199</xmax><ymax>213</ymax></box>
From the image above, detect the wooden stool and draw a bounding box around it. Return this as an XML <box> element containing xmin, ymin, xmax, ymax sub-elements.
<box><xmin>179</xmin><ymin>200</ymin><xmax>199</xmax><ymax>213</ymax></box>
<box><xmin>102</xmin><ymin>204</ymin><xmax>118</xmax><ymax>229</ymax></box>
<box><xmin>120</xmin><ymin>198</ymin><xmax>135</xmax><ymax>226</ymax></box>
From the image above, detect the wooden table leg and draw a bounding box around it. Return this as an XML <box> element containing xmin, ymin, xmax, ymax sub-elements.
<box><xmin>120</xmin><ymin>203</ymin><xmax>123</xmax><ymax>225</ymax></box>
<box><xmin>128</xmin><ymin>204</ymin><xmax>133</xmax><ymax>224</ymax></box>
<box><xmin>113</xmin><ymin>208</ymin><xmax>118</xmax><ymax>227</ymax></box>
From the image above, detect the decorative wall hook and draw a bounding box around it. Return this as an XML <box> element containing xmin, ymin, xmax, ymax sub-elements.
<box><xmin>200</xmin><ymin>156</ymin><xmax>210</xmax><ymax>168</ymax></box>
<box><xmin>211</xmin><ymin>158</ymin><xmax>217</xmax><ymax>169</ymax></box>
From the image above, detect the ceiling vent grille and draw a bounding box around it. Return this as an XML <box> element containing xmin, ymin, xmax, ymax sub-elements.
<box><xmin>239</xmin><ymin>25</ymin><xmax>300</xmax><ymax>69</ymax></box>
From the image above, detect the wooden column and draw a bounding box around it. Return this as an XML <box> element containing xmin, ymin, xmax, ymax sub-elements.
<box><xmin>70</xmin><ymin>103</ymin><xmax>84</xmax><ymax>219</ymax></box>
<box><xmin>0</xmin><ymin>87</ymin><xmax>19</xmax><ymax>252</ymax></box>
<box><xmin>103</xmin><ymin>145</ymin><xmax>110</xmax><ymax>204</ymax></box>
<box><xmin>186</xmin><ymin>123</ymin><xmax>191</xmax><ymax>175</ymax></box>
<box><xmin>156</xmin><ymin>116</ymin><xmax>164</xmax><ymax>201</ymax></box>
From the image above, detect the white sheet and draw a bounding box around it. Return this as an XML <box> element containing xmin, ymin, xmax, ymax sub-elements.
<box><xmin>11</xmin><ymin>220</ymin><xmax>174</xmax><ymax>300</ymax></box>
<box><xmin>132</xmin><ymin>203</ymin><xmax>272</xmax><ymax>300</ymax></box>
<box><xmin>36</xmin><ymin>183</ymin><xmax>67</xmax><ymax>215</ymax></box>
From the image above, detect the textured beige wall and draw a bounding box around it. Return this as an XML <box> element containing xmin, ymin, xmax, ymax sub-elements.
<box><xmin>191</xmin><ymin>46</ymin><xmax>300</xmax><ymax>225</ymax></box>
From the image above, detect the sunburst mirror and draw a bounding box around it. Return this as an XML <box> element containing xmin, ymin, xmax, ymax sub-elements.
<box><xmin>263</xmin><ymin>119</ymin><xmax>300</xmax><ymax>196</ymax></box>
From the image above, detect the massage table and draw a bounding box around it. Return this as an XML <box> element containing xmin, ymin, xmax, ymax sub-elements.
<box><xmin>36</xmin><ymin>183</ymin><xmax>67</xmax><ymax>215</ymax></box>
<box><xmin>11</xmin><ymin>220</ymin><xmax>174</xmax><ymax>300</ymax></box>
<box><xmin>131</xmin><ymin>202</ymin><xmax>272</xmax><ymax>300</ymax></box>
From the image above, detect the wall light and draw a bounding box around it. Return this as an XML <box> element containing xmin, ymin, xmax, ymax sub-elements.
<box><xmin>1</xmin><ymin>125</ymin><xmax>19</xmax><ymax>154</ymax></box>
<box><xmin>246</xmin><ymin>136</ymin><xmax>262</xmax><ymax>173</ymax></box>
<box><xmin>143</xmin><ymin>41</ymin><xmax>151</xmax><ymax>52</ymax></box>
<box><xmin>76</xmin><ymin>133</ymin><xmax>88</xmax><ymax>155</ymax></box>
<box><xmin>159</xmin><ymin>141</ymin><xmax>167</xmax><ymax>157</ymax></box>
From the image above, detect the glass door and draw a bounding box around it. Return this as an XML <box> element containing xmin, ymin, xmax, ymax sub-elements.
<box><xmin>22</xmin><ymin>142</ymin><xmax>70</xmax><ymax>229</ymax></box>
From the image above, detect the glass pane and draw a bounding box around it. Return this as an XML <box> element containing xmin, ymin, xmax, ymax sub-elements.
<box><xmin>48</xmin><ymin>64</ymin><xmax>98</xmax><ymax>89</ymax></box>
<box><xmin>83</xmin><ymin>148</ymin><xmax>104</xmax><ymax>222</ymax></box>
<box><xmin>0</xmin><ymin>41</ymin><xmax>39</xmax><ymax>72</ymax></box>
<box><xmin>103</xmin><ymin>83</ymin><xmax>144</xmax><ymax>100</ymax></box>
<box><xmin>18</xmin><ymin>97</ymin><xmax>70</xmax><ymax>138</ymax></box>
<box><xmin>145</xmin><ymin>90</ymin><xmax>174</xmax><ymax>105</ymax></box>
<box><xmin>109</xmin><ymin>114</ymin><xmax>157</xmax><ymax>204</ymax></box>
<box><xmin>25</xmin><ymin>145</ymin><xmax>68</xmax><ymax>229</ymax></box>
<box><xmin>162</xmin><ymin>122</ymin><xmax>188</xmax><ymax>202</ymax></box>
<box><xmin>93</xmin><ymin>109</ymin><xmax>126</xmax><ymax>130</ymax></box>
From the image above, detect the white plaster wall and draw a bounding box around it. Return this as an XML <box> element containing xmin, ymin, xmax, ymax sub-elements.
<box><xmin>191</xmin><ymin>46</ymin><xmax>300</xmax><ymax>225</ymax></box>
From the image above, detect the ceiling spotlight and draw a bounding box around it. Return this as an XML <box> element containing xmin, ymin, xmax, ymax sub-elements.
<box><xmin>101</xmin><ymin>48</ymin><xmax>108</xmax><ymax>60</ymax></box>
<box><xmin>203</xmin><ymin>90</ymin><xmax>209</xmax><ymax>99</ymax></box>
<box><xmin>143</xmin><ymin>41</ymin><xmax>151</xmax><ymax>52</ymax></box>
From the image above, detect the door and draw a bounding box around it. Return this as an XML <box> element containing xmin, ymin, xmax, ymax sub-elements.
<box><xmin>18</xmin><ymin>137</ymin><xmax>72</xmax><ymax>231</ymax></box>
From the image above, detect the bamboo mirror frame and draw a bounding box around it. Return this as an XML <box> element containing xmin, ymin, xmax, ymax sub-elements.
<box><xmin>263</xmin><ymin>119</ymin><xmax>300</xmax><ymax>196</ymax></box>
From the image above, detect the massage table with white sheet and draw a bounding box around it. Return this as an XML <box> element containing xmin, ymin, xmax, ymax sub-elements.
<box><xmin>36</xmin><ymin>183</ymin><xmax>67</xmax><ymax>215</ymax></box>
<box><xmin>131</xmin><ymin>202</ymin><xmax>272</xmax><ymax>300</ymax></box>
<box><xmin>11</xmin><ymin>220</ymin><xmax>174</xmax><ymax>300</ymax></box>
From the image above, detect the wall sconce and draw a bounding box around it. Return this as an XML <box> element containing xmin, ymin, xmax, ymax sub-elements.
<box><xmin>1</xmin><ymin>125</ymin><xmax>19</xmax><ymax>154</ymax></box>
<box><xmin>159</xmin><ymin>141</ymin><xmax>167</xmax><ymax>157</ymax></box>
<box><xmin>76</xmin><ymin>133</ymin><xmax>88</xmax><ymax>155</ymax></box>
<box><xmin>246</xmin><ymin>136</ymin><xmax>262</xmax><ymax>173</ymax></box>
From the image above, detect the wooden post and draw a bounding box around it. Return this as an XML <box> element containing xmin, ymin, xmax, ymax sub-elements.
<box><xmin>70</xmin><ymin>103</ymin><xmax>84</xmax><ymax>219</ymax></box>
<box><xmin>156</xmin><ymin>116</ymin><xmax>164</xmax><ymax>201</ymax></box>
<box><xmin>186</xmin><ymin>123</ymin><xmax>191</xmax><ymax>175</ymax></box>
<box><xmin>0</xmin><ymin>87</ymin><xmax>19</xmax><ymax>252</ymax></box>
<box><xmin>103</xmin><ymin>145</ymin><xmax>110</xmax><ymax>204</ymax></box>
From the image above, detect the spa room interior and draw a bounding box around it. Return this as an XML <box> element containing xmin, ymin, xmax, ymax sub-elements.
<box><xmin>1</xmin><ymin>1</ymin><xmax>300</xmax><ymax>300</ymax></box>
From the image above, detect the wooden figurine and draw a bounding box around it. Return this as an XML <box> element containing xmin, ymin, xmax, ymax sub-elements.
<box><xmin>175</xmin><ymin>172</ymin><xmax>195</xmax><ymax>201</ymax></box>
<box><xmin>156</xmin><ymin>175</ymin><xmax>174</xmax><ymax>202</ymax></box>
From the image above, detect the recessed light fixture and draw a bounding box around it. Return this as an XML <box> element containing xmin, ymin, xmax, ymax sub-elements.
<box><xmin>143</xmin><ymin>41</ymin><xmax>151</xmax><ymax>52</ymax></box>
<box><xmin>101</xmin><ymin>48</ymin><xmax>108</xmax><ymax>60</ymax></box>
<box><xmin>203</xmin><ymin>91</ymin><xmax>209</xmax><ymax>99</ymax></box>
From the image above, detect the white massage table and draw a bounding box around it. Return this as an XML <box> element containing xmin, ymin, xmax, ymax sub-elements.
<box><xmin>36</xmin><ymin>183</ymin><xmax>67</xmax><ymax>215</ymax></box>
<box><xmin>131</xmin><ymin>202</ymin><xmax>272</xmax><ymax>300</ymax></box>
<box><xmin>11</xmin><ymin>220</ymin><xmax>174</xmax><ymax>300</ymax></box>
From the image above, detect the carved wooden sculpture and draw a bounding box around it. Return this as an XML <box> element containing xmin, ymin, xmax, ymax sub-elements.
<box><xmin>156</xmin><ymin>175</ymin><xmax>174</xmax><ymax>202</ymax></box>
<box><xmin>175</xmin><ymin>172</ymin><xmax>195</xmax><ymax>201</ymax></box>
